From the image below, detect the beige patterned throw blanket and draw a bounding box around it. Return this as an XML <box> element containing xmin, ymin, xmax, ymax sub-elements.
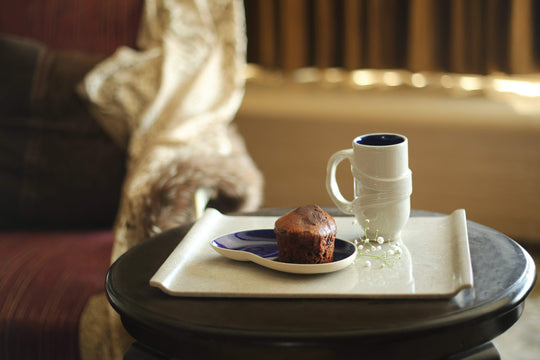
<box><xmin>78</xmin><ymin>1</ymin><xmax>263</xmax><ymax>358</ymax></box>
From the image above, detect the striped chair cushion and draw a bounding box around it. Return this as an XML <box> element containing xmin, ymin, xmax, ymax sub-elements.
<box><xmin>0</xmin><ymin>231</ymin><xmax>114</xmax><ymax>359</ymax></box>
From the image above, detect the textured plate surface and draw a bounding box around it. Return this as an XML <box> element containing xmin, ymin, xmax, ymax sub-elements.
<box><xmin>210</xmin><ymin>230</ymin><xmax>357</xmax><ymax>274</ymax></box>
<box><xmin>150</xmin><ymin>208</ymin><xmax>473</xmax><ymax>298</ymax></box>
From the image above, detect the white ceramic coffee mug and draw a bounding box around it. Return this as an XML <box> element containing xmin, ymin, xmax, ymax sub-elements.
<box><xmin>326</xmin><ymin>134</ymin><xmax>412</xmax><ymax>241</ymax></box>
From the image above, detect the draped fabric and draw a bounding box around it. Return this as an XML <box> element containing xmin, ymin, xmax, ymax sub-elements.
<box><xmin>77</xmin><ymin>0</ymin><xmax>262</xmax><ymax>264</ymax></box>
<box><xmin>244</xmin><ymin>0</ymin><xmax>540</xmax><ymax>75</ymax></box>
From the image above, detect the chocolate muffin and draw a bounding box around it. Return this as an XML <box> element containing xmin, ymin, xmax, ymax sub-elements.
<box><xmin>274</xmin><ymin>205</ymin><xmax>337</xmax><ymax>264</ymax></box>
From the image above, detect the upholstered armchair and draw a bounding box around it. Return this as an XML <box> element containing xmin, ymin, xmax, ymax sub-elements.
<box><xmin>0</xmin><ymin>1</ymin><xmax>263</xmax><ymax>359</ymax></box>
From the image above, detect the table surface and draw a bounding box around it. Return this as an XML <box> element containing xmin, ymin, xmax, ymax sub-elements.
<box><xmin>106</xmin><ymin>209</ymin><xmax>537</xmax><ymax>359</ymax></box>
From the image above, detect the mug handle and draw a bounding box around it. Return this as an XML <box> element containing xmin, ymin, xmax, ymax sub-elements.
<box><xmin>326</xmin><ymin>149</ymin><xmax>355</xmax><ymax>214</ymax></box>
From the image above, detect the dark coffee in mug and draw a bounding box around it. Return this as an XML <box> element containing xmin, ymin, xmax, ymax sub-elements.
<box><xmin>355</xmin><ymin>134</ymin><xmax>405</xmax><ymax>146</ymax></box>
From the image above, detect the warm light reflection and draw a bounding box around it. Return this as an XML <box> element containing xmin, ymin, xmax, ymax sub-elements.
<box><xmin>440</xmin><ymin>74</ymin><xmax>453</xmax><ymax>88</ymax></box>
<box><xmin>411</xmin><ymin>73</ymin><xmax>427</xmax><ymax>88</ymax></box>
<box><xmin>244</xmin><ymin>64</ymin><xmax>260</xmax><ymax>80</ymax></box>
<box><xmin>458</xmin><ymin>76</ymin><xmax>483</xmax><ymax>91</ymax></box>
<box><xmin>292</xmin><ymin>67</ymin><xmax>321</xmax><ymax>83</ymax></box>
<box><xmin>492</xmin><ymin>79</ymin><xmax>540</xmax><ymax>97</ymax></box>
<box><xmin>351</xmin><ymin>70</ymin><xmax>375</xmax><ymax>86</ymax></box>
<box><xmin>245</xmin><ymin>64</ymin><xmax>540</xmax><ymax>107</ymax></box>
<box><xmin>382</xmin><ymin>71</ymin><xmax>402</xmax><ymax>87</ymax></box>
<box><xmin>324</xmin><ymin>68</ymin><xmax>344</xmax><ymax>83</ymax></box>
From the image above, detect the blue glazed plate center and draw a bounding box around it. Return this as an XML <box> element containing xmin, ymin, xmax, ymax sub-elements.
<box><xmin>211</xmin><ymin>229</ymin><xmax>356</xmax><ymax>268</ymax></box>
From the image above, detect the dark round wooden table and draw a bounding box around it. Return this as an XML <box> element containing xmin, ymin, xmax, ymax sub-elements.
<box><xmin>106</xmin><ymin>209</ymin><xmax>536</xmax><ymax>360</ymax></box>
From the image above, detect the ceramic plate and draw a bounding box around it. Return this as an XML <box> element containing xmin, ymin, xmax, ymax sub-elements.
<box><xmin>210</xmin><ymin>229</ymin><xmax>357</xmax><ymax>274</ymax></box>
